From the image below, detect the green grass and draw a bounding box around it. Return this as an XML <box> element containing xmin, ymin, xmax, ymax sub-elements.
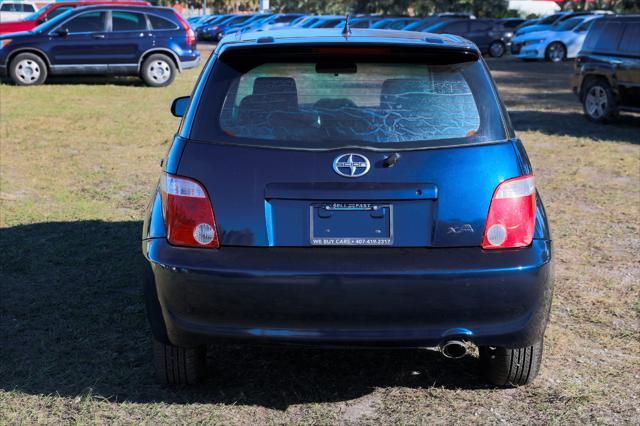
<box><xmin>1</xmin><ymin>55</ymin><xmax>639</xmax><ymax>424</ymax></box>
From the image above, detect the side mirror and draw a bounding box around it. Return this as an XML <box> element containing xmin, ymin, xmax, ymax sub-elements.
<box><xmin>171</xmin><ymin>96</ymin><xmax>190</xmax><ymax>117</ymax></box>
<box><xmin>54</xmin><ymin>28</ymin><xmax>69</xmax><ymax>37</ymax></box>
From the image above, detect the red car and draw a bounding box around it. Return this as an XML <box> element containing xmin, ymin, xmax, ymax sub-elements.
<box><xmin>0</xmin><ymin>0</ymin><xmax>150</xmax><ymax>35</ymax></box>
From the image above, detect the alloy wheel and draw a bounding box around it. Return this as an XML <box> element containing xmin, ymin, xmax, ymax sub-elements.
<box><xmin>585</xmin><ymin>86</ymin><xmax>608</xmax><ymax>119</ymax></box>
<box><xmin>547</xmin><ymin>43</ymin><xmax>565</xmax><ymax>62</ymax></box>
<box><xmin>489</xmin><ymin>42</ymin><xmax>505</xmax><ymax>58</ymax></box>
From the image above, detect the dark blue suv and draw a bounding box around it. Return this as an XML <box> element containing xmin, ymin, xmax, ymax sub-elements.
<box><xmin>0</xmin><ymin>5</ymin><xmax>199</xmax><ymax>86</ymax></box>
<box><xmin>143</xmin><ymin>28</ymin><xmax>554</xmax><ymax>387</ymax></box>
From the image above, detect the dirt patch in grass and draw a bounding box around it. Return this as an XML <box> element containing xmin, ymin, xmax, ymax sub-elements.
<box><xmin>1</xmin><ymin>55</ymin><xmax>639</xmax><ymax>424</ymax></box>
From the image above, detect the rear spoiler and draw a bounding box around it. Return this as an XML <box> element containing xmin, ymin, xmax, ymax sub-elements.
<box><xmin>219</xmin><ymin>42</ymin><xmax>480</xmax><ymax>65</ymax></box>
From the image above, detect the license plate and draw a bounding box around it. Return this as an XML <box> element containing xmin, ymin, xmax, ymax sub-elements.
<box><xmin>310</xmin><ymin>203</ymin><xmax>393</xmax><ymax>246</ymax></box>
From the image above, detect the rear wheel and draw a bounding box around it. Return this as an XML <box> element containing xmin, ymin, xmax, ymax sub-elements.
<box><xmin>545</xmin><ymin>42</ymin><xmax>566</xmax><ymax>62</ymax></box>
<box><xmin>582</xmin><ymin>79</ymin><xmax>617</xmax><ymax>123</ymax></box>
<box><xmin>9</xmin><ymin>53</ymin><xmax>48</xmax><ymax>86</ymax></box>
<box><xmin>141</xmin><ymin>54</ymin><xmax>176</xmax><ymax>87</ymax></box>
<box><xmin>480</xmin><ymin>338</ymin><xmax>544</xmax><ymax>387</ymax></box>
<box><xmin>153</xmin><ymin>339</ymin><xmax>207</xmax><ymax>385</ymax></box>
<box><xmin>488</xmin><ymin>41</ymin><xmax>506</xmax><ymax>58</ymax></box>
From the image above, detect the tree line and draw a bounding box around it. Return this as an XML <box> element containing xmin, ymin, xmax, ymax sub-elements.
<box><xmin>173</xmin><ymin>0</ymin><xmax>640</xmax><ymax>16</ymax></box>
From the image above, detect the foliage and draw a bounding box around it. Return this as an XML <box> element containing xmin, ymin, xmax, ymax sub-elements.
<box><xmin>172</xmin><ymin>0</ymin><xmax>640</xmax><ymax>14</ymax></box>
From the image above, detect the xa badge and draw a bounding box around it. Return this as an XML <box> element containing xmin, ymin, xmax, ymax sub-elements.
<box><xmin>333</xmin><ymin>153</ymin><xmax>370</xmax><ymax>178</ymax></box>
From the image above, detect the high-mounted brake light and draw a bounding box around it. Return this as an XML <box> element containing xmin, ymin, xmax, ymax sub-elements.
<box><xmin>160</xmin><ymin>173</ymin><xmax>219</xmax><ymax>248</ymax></box>
<box><xmin>482</xmin><ymin>175</ymin><xmax>536</xmax><ymax>250</ymax></box>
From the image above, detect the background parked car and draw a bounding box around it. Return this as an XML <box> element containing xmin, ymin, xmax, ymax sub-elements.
<box><xmin>572</xmin><ymin>15</ymin><xmax>640</xmax><ymax>122</ymax></box>
<box><xmin>423</xmin><ymin>18</ymin><xmax>512</xmax><ymax>57</ymax></box>
<box><xmin>514</xmin><ymin>10</ymin><xmax>611</xmax><ymax>37</ymax></box>
<box><xmin>0</xmin><ymin>5</ymin><xmax>199</xmax><ymax>86</ymax></box>
<box><xmin>336</xmin><ymin>16</ymin><xmax>383</xmax><ymax>28</ymax></box>
<box><xmin>0</xmin><ymin>1</ymin><xmax>36</xmax><ymax>22</ymax></box>
<box><xmin>511</xmin><ymin>15</ymin><xmax>602</xmax><ymax>62</ymax></box>
<box><xmin>309</xmin><ymin>16</ymin><xmax>345</xmax><ymax>28</ymax></box>
<box><xmin>196</xmin><ymin>13</ymin><xmax>259</xmax><ymax>41</ymax></box>
<box><xmin>0</xmin><ymin>0</ymin><xmax>150</xmax><ymax>35</ymax></box>
<box><xmin>249</xmin><ymin>12</ymin><xmax>303</xmax><ymax>31</ymax></box>
<box><xmin>371</xmin><ymin>17</ymin><xmax>420</xmax><ymax>30</ymax></box>
<box><xmin>403</xmin><ymin>17</ymin><xmax>446</xmax><ymax>32</ymax></box>
<box><xmin>434</xmin><ymin>12</ymin><xmax>476</xmax><ymax>19</ymax></box>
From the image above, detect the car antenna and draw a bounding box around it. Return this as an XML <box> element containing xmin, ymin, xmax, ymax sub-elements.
<box><xmin>342</xmin><ymin>14</ymin><xmax>351</xmax><ymax>37</ymax></box>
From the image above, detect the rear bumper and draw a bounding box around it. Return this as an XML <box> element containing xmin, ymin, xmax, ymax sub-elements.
<box><xmin>180</xmin><ymin>56</ymin><xmax>201</xmax><ymax>70</ymax></box>
<box><xmin>143</xmin><ymin>239</ymin><xmax>553</xmax><ymax>349</ymax></box>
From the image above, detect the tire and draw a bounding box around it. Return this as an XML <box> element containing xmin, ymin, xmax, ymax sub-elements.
<box><xmin>480</xmin><ymin>338</ymin><xmax>543</xmax><ymax>387</ymax></box>
<box><xmin>8</xmin><ymin>52</ymin><xmax>48</xmax><ymax>86</ymax></box>
<box><xmin>488</xmin><ymin>41</ymin><xmax>506</xmax><ymax>58</ymax></box>
<box><xmin>582</xmin><ymin>79</ymin><xmax>617</xmax><ymax>123</ymax></box>
<box><xmin>153</xmin><ymin>340</ymin><xmax>207</xmax><ymax>385</ymax></box>
<box><xmin>140</xmin><ymin>54</ymin><xmax>176</xmax><ymax>87</ymax></box>
<box><xmin>545</xmin><ymin>42</ymin><xmax>566</xmax><ymax>63</ymax></box>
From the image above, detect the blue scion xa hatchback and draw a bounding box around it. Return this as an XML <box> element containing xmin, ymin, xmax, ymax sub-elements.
<box><xmin>143</xmin><ymin>28</ymin><xmax>554</xmax><ymax>387</ymax></box>
<box><xmin>0</xmin><ymin>5</ymin><xmax>199</xmax><ymax>87</ymax></box>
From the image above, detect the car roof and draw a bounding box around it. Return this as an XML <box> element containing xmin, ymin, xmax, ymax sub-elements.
<box><xmin>218</xmin><ymin>28</ymin><xmax>478</xmax><ymax>52</ymax></box>
<box><xmin>70</xmin><ymin>4</ymin><xmax>169</xmax><ymax>13</ymax></box>
<box><xmin>599</xmin><ymin>14</ymin><xmax>640</xmax><ymax>21</ymax></box>
<box><xmin>50</xmin><ymin>0</ymin><xmax>149</xmax><ymax>5</ymax></box>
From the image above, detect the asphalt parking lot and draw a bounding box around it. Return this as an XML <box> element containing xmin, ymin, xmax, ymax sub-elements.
<box><xmin>1</xmin><ymin>49</ymin><xmax>639</xmax><ymax>423</ymax></box>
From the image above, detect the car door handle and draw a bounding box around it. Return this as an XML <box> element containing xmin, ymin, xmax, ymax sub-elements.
<box><xmin>92</xmin><ymin>34</ymin><xmax>105</xmax><ymax>39</ymax></box>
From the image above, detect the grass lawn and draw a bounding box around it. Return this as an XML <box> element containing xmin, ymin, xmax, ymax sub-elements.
<box><xmin>1</xmin><ymin>51</ymin><xmax>639</xmax><ymax>424</ymax></box>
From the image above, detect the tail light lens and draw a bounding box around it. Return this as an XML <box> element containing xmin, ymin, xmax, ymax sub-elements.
<box><xmin>160</xmin><ymin>173</ymin><xmax>219</xmax><ymax>249</ymax></box>
<box><xmin>174</xmin><ymin>12</ymin><xmax>195</xmax><ymax>46</ymax></box>
<box><xmin>482</xmin><ymin>175</ymin><xmax>536</xmax><ymax>250</ymax></box>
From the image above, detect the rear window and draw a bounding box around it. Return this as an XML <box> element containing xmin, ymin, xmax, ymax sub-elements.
<box><xmin>582</xmin><ymin>20</ymin><xmax>624</xmax><ymax>53</ymax></box>
<box><xmin>618</xmin><ymin>23</ymin><xmax>640</xmax><ymax>55</ymax></box>
<box><xmin>112</xmin><ymin>11</ymin><xmax>147</xmax><ymax>31</ymax></box>
<box><xmin>190</xmin><ymin>48</ymin><xmax>507</xmax><ymax>150</ymax></box>
<box><xmin>1</xmin><ymin>2</ymin><xmax>33</xmax><ymax>11</ymax></box>
<box><xmin>148</xmin><ymin>14</ymin><xmax>178</xmax><ymax>30</ymax></box>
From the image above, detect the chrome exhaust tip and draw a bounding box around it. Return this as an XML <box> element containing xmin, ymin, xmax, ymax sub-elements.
<box><xmin>440</xmin><ymin>340</ymin><xmax>469</xmax><ymax>359</ymax></box>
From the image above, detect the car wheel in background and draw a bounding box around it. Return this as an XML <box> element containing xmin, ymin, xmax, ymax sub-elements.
<box><xmin>9</xmin><ymin>53</ymin><xmax>47</xmax><ymax>86</ymax></box>
<box><xmin>488</xmin><ymin>41</ymin><xmax>506</xmax><ymax>58</ymax></box>
<box><xmin>545</xmin><ymin>42</ymin><xmax>566</xmax><ymax>63</ymax></box>
<box><xmin>153</xmin><ymin>339</ymin><xmax>207</xmax><ymax>385</ymax></box>
<box><xmin>582</xmin><ymin>79</ymin><xmax>617</xmax><ymax>123</ymax></box>
<box><xmin>141</xmin><ymin>54</ymin><xmax>176</xmax><ymax>87</ymax></box>
<box><xmin>480</xmin><ymin>338</ymin><xmax>544</xmax><ymax>387</ymax></box>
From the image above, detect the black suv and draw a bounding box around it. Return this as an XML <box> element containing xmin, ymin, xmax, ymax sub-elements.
<box><xmin>572</xmin><ymin>16</ymin><xmax>640</xmax><ymax>122</ymax></box>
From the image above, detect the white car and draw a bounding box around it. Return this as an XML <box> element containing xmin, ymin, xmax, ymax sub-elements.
<box><xmin>511</xmin><ymin>15</ymin><xmax>601</xmax><ymax>62</ymax></box>
<box><xmin>0</xmin><ymin>1</ymin><xmax>36</xmax><ymax>22</ymax></box>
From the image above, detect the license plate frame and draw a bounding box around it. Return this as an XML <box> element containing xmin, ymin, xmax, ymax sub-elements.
<box><xmin>310</xmin><ymin>202</ymin><xmax>394</xmax><ymax>246</ymax></box>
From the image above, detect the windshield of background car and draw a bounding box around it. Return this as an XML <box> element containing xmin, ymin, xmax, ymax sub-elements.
<box><xmin>539</xmin><ymin>14</ymin><xmax>562</xmax><ymax>25</ymax></box>
<box><xmin>189</xmin><ymin>48</ymin><xmax>508</xmax><ymax>150</ymax></box>
<box><xmin>574</xmin><ymin>18</ymin><xmax>596</xmax><ymax>32</ymax></box>
<box><xmin>23</xmin><ymin>3</ymin><xmax>49</xmax><ymax>20</ymax></box>
<box><xmin>557</xmin><ymin>17</ymin><xmax>584</xmax><ymax>31</ymax></box>
<box><xmin>32</xmin><ymin>8</ymin><xmax>74</xmax><ymax>32</ymax></box>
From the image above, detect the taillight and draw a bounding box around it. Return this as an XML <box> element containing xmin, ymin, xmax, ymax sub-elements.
<box><xmin>481</xmin><ymin>175</ymin><xmax>536</xmax><ymax>250</ymax></box>
<box><xmin>160</xmin><ymin>173</ymin><xmax>219</xmax><ymax>249</ymax></box>
<box><xmin>174</xmin><ymin>12</ymin><xmax>195</xmax><ymax>45</ymax></box>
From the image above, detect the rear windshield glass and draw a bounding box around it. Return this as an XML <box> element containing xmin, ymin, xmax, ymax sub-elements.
<box><xmin>190</xmin><ymin>49</ymin><xmax>507</xmax><ymax>150</ymax></box>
